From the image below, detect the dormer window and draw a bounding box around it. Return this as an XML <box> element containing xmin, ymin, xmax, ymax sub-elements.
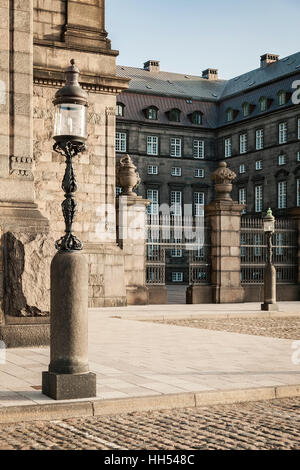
<box><xmin>278</xmin><ymin>90</ymin><xmax>287</xmax><ymax>106</ymax></box>
<box><xmin>226</xmin><ymin>108</ymin><xmax>234</xmax><ymax>122</ymax></box>
<box><xmin>242</xmin><ymin>102</ymin><xmax>250</xmax><ymax>117</ymax></box>
<box><xmin>168</xmin><ymin>108</ymin><xmax>181</xmax><ymax>122</ymax></box>
<box><xmin>147</xmin><ymin>106</ymin><xmax>158</xmax><ymax>120</ymax></box>
<box><xmin>191</xmin><ymin>111</ymin><xmax>203</xmax><ymax>125</ymax></box>
<box><xmin>116</xmin><ymin>102</ymin><xmax>125</xmax><ymax>117</ymax></box>
<box><xmin>259</xmin><ymin>96</ymin><xmax>268</xmax><ymax>112</ymax></box>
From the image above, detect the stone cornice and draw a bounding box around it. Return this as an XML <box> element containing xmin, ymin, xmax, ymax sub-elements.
<box><xmin>33</xmin><ymin>67</ymin><xmax>130</xmax><ymax>94</ymax></box>
<box><xmin>33</xmin><ymin>38</ymin><xmax>119</xmax><ymax>57</ymax></box>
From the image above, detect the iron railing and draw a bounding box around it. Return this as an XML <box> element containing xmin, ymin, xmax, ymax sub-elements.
<box><xmin>146</xmin><ymin>215</ymin><xmax>211</xmax><ymax>285</ymax></box>
<box><xmin>240</xmin><ymin>216</ymin><xmax>298</xmax><ymax>284</ymax></box>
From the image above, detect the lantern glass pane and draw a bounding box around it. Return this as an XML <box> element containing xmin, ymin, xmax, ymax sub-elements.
<box><xmin>54</xmin><ymin>103</ymin><xmax>87</xmax><ymax>140</ymax></box>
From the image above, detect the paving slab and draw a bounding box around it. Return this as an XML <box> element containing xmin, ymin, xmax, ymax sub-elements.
<box><xmin>0</xmin><ymin>303</ymin><xmax>299</xmax><ymax>422</ymax></box>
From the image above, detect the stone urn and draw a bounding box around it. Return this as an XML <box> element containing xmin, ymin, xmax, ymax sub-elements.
<box><xmin>211</xmin><ymin>161</ymin><xmax>236</xmax><ymax>200</ymax></box>
<box><xmin>116</xmin><ymin>154</ymin><xmax>141</xmax><ymax>196</ymax></box>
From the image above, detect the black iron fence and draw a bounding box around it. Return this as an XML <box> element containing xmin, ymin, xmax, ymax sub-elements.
<box><xmin>240</xmin><ymin>216</ymin><xmax>298</xmax><ymax>284</ymax></box>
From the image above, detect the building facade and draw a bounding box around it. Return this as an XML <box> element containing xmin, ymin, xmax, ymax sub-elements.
<box><xmin>116</xmin><ymin>54</ymin><xmax>300</xmax><ymax>284</ymax></box>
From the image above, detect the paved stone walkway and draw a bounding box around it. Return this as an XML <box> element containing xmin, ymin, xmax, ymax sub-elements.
<box><xmin>149</xmin><ymin>317</ymin><xmax>300</xmax><ymax>339</ymax></box>
<box><xmin>0</xmin><ymin>304</ymin><xmax>300</xmax><ymax>407</ymax></box>
<box><xmin>0</xmin><ymin>398</ymin><xmax>299</xmax><ymax>449</ymax></box>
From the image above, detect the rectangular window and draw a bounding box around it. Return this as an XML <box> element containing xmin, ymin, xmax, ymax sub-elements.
<box><xmin>194</xmin><ymin>192</ymin><xmax>205</xmax><ymax>216</ymax></box>
<box><xmin>297</xmin><ymin>151</ymin><xmax>300</xmax><ymax>162</ymax></box>
<box><xmin>170</xmin><ymin>190</ymin><xmax>182</xmax><ymax>216</ymax></box>
<box><xmin>147</xmin><ymin>189</ymin><xmax>159</xmax><ymax>215</ymax></box>
<box><xmin>171</xmin><ymin>248</ymin><xmax>183</xmax><ymax>258</ymax></box>
<box><xmin>170</xmin><ymin>138</ymin><xmax>182</xmax><ymax>158</ymax></box>
<box><xmin>147</xmin><ymin>136</ymin><xmax>158</xmax><ymax>155</ymax></box>
<box><xmin>255</xmin><ymin>185</ymin><xmax>263</xmax><ymax>213</ymax></box>
<box><xmin>194</xmin><ymin>168</ymin><xmax>204</xmax><ymax>178</ymax></box>
<box><xmin>278</xmin><ymin>181</ymin><xmax>287</xmax><ymax>209</ymax></box>
<box><xmin>193</xmin><ymin>140</ymin><xmax>205</xmax><ymax>159</ymax></box>
<box><xmin>239</xmin><ymin>188</ymin><xmax>246</xmax><ymax>214</ymax></box>
<box><xmin>297</xmin><ymin>179</ymin><xmax>300</xmax><ymax>207</ymax></box>
<box><xmin>239</xmin><ymin>164</ymin><xmax>245</xmax><ymax>174</ymax></box>
<box><xmin>298</xmin><ymin>118</ymin><xmax>300</xmax><ymax>140</ymax></box>
<box><xmin>224</xmin><ymin>138</ymin><xmax>232</xmax><ymax>158</ymax></box>
<box><xmin>256</xmin><ymin>129</ymin><xmax>264</xmax><ymax>150</ymax></box>
<box><xmin>116</xmin><ymin>132</ymin><xmax>127</xmax><ymax>152</ymax></box>
<box><xmin>254</xmin><ymin>234</ymin><xmax>262</xmax><ymax>257</ymax></box>
<box><xmin>279</xmin><ymin>122</ymin><xmax>287</xmax><ymax>144</ymax></box>
<box><xmin>275</xmin><ymin>233</ymin><xmax>284</xmax><ymax>256</ymax></box>
<box><xmin>171</xmin><ymin>167</ymin><xmax>182</xmax><ymax>177</ymax></box>
<box><xmin>256</xmin><ymin>160</ymin><xmax>262</xmax><ymax>170</ymax></box>
<box><xmin>116</xmin><ymin>186</ymin><xmax>122</xmax><ymax>196</ymax></box>
<box><xmin>148</xmin><ymin>165</ymin><xmax>158</xmax><ymax>175</ymax></box>
<box><xmin>172</xmin><ymin>272</ymin><xmax>183</xmax><ymax>282</ymax></box>
<box><xmin>278</xmin><ymin>154</ymin><xmax>286</xmax><ymax>166</ymax></box>
<box><xmin>240</xmin><ymin>134</ymin><xmax>247</xmax><ymax>154</ymax></box>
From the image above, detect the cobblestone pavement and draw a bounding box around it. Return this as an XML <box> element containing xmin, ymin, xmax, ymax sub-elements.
<box><xmin>148</xmin><ymin>317</ymin><xmax>300</xmax><ymax>340</ymax></box>
<box><xmin>0</xmin><ymin>398</ymin><xmax>299</xmax><ymax>450</ymax></box>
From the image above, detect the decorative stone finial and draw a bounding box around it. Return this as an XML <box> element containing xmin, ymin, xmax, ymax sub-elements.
<box><xmin>211</xmin><ymin>161</ymin><xmax>236</xmax><ymax>200</ymax></box>
<box><xmin>116</xmin><ymin>155</ymin><xmax>141</xmax><ymax>196</ymax></box>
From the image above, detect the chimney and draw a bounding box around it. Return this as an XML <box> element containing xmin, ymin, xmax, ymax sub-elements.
<box><xmin>144</xmin><ymin>60</ymin><xmax>160</xmax><ymax>72</ymax></box>
<box><xmin>260</xmin><ymin>53</ymin><xmax>279</xmax><ymax>68</ymax></box>
<box><xmin>202</xmin><ymin>68</ymin><xmax>218</xmax><ymax>80</ymax></box>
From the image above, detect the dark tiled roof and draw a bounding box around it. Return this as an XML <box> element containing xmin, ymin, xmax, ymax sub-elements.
<box><xmin>220</xmin><ymin>51</ymin><xmax>300</xmax><ymax>99</ymax></box>
<box><xmin>116</xmin><ymin>92</ymin><xmax>219</xmax><ymax>128</ymax></box>
<box><xmin>116</xmin><ymin>66</ymin><xmax>226</xmax><ymax>101</ymax></box>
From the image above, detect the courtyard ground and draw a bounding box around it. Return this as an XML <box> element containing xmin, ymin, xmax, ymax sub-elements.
<box><xmin>0</xmin><ymin>302</ymin><xmax>300</xmax><ymax>450</ymax></box>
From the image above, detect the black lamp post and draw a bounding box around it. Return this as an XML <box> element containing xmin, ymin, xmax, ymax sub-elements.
<box><xmin>261</xmin><ymin>208</ymin><xmax>278</xmax><ymax>311</ymax></box>
<box><xmin>42</xmin><ymin>60</ymin><xmax>96</xmax><ymax>400</ymax></box>
<box><xmin>53</xmin><ymin>59</ymin><xmax>88</xmax><ymax>252</ymax></box>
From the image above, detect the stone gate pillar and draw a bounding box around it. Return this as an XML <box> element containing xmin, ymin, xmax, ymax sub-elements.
<box><xmin>205</xmin><ymin>162</ymin><xmax>245</xmax><ymax>303</ymax></box>
<box><xmin>116</xmin><ymin>155</ymin><xmax>149</xmax><ymax>305</ymax></box>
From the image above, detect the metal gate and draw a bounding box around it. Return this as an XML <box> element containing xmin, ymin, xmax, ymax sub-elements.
<box><xmin>146</xmin><ymin>215</ymin><xmax>211</xmax><ymax>287</ymax></box>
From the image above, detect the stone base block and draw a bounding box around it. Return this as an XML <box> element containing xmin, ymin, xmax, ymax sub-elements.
<box><xmin>261</xmin><ymin>303</ymin><xmax>279</xmax><ymax>312</ymax></box>
<box><xmin>186</xmin><ymin>285</ymin><xmax>213</xmax><ymax>304</ymax></box>
<box><xmin>42</xmin><ymin>371</ymin><xmax>97</xmax><ymax>400</ymax></box>
<box><xmin>148</xmin><ymin>286</ymin><xmax>168</xmax><ymax>304</ymax></box>
<box><xmin>213</xmin><ymin>286</ymin><xmax>244</xmax><ymax>303</ymax></box>
<box><xmin>126</xmin><ymin>286</ymin><xmax>149</xmax><ymax>305</ymax></box>
<box><xmin>0</xmin><ymin>322</ymin><xmax>50</xmax><ymax>348</ymax></box>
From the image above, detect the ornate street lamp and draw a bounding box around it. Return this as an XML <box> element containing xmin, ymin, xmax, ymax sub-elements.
<box><xmin>42</xmin><ymin>60</ymin><xmax>96</xmax><ymax>401</ymax></box>
<box><xmin>261</xmin><ymin>208</ymin><xmax>278</xmax><ymax>311</ymax></box>
<box><xmin>53</xmin><ymin>59</ymin><xmax>88</xmax><ymax>251</ymax></box>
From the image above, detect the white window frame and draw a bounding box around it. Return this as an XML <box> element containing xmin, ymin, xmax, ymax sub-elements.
<box><xmin>255</xmin><ymin>160</ymin><xmax>262</xmax><ymax>171</ymax></box>
<box><xmin>240</xmin><ymin>133</ymin><xmax>247</xmax><ymax>154</ymax></box>
<box><xmin>116</xmin><ymin>103</ymin><xmax>124</xmax><ymax>117</ymax></box>
<box><xmin>297</xmin><ymin>151</ymin><xmax>300</xmax><ymax>162</ymax></box>
<box><xmin>224</xmin><ymin>138</ymin><xmax>232</xmax><ymax>158</ymax></box>
<box><xmin>147</xmin><ymin>189</ymin><xmax>159</xmax><ymax>215</ymax></box>
<box><xmin>116</xmin><ymin>132</ymin><xmax>127</xmax><ymax>152</ymax></box>
<box><xmin>194</xmin><ymin>168</ymin><xmax>204</xmax><ymax>178</ymax></box>
<box><xmin>255</xmin><ymin>185</ymin><xmax>263</xmax><ymax>213</ymax></box>
<box><xmin>148</xmin><ymin>165</ymin><xmax>158</xmax><ymax>175</ymax></box>
<box><xmin>278</xmin><ymin>154</ymin><xmax>286</xmax><ymax>166</ymax></box>
<box><xmin>172</xmin><ymin>272</ymin><xmax>183</xmax><ymax>282</ymax></box>
<box><xmin>278</xmin><ymin>181</ymin><xmax>287</xmax><ymax>209</ymax></box>
<box><xmin>171</xmin><ymin>248</ymin><xmax>183</xmax><ymax>258</ymax></box>
<box><xmin>256</xmin><ymin>129</ymin><xmax>264</xmax><ymax>150</ymax></box>
<box><xmin>259</xmin><ymin>97</ymin><xmax>267</xmax><ymax>112</ymax></box>
<box><xmin>239</xmin><ymin>164</ymin><xmax>245</xmax><ymax>174</ymax></box>
<box><xmin>279</xmin><ymin>122</ymin><xmax>287</xmax><ymax>144</ymax></box>
<box><xmin>193</xmin><ymin>140</ymin><xmax>205</xmax><ymax>159</ymax></box>
<box><xmin>171</xmin><ymin>167</ymin><xmax>182</xmax><ymax>177</ymax></box>
<box><xmin>278</xmin><ymin>91</ymin><xmax>286</xmax><ymax>106</ymax></box>
<box><xmin>298</xmin><ymin>118</ymin><xmax>300</xmax><ymax>140</ymax></box>
<box><xmin>147</xmin><ymin>135</ymin><xmax>158</xmax><ymax>156</ymax></box>
<box><xmin>170</xmin><ymin>138</ymin><xmax>182</xmax><ymax>158</ymax></box>
<box><xmin>194</xmin><ymin>192</ymin><xmax>205</xmax><ymax>216</ymax></box>
<box><xmin>239</xmin><ymin>188</ymin><xmax>246</xmax><ymax>214</ymax></box>
<box><xmin>170</xmin><ymin>190</ymin><xmax>182</xmax><ymax>216</ymax></box>
<box><xmin>297</xmin><ymin>179</ymin><xmax>300</xmax><ymax>207</ymax></box>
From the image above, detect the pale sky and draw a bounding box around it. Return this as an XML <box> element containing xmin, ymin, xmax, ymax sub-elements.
<box><xmin>106</xmin><ymin>0</ymin><xmax>300</xmax><ymax>79</ymax></box>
